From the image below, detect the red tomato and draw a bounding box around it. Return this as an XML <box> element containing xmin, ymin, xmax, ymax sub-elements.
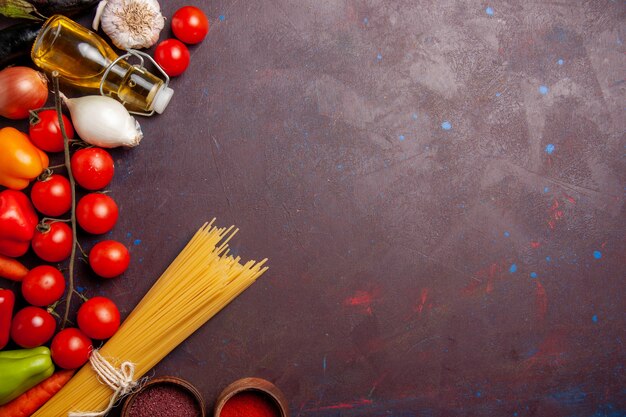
<box><xmin>89</xmin><ymin>240</ymin><xmax>130</xmax><ymax>278</ymax></box>
<box><xmin>77</xmin><ymin>296</ymin><xmax>120</xmax><ymax>340</ymax></box>
<box><xmin>76</xmin><ymin>193</ymin><xmax>119</xmax><ymax>234</ymax></box>
<box><xmin>29</xmin><ymin>109</ymin><xmax>74</xmax><ymax>153</ymax></box>
<box><xmin>50</xmin><ymin>328</ymin><xmax>92</xmax><ymax>369</ymax></box>
<box><xmin>172</xmin><ymin>6</ymin><xmax>209</xmax><ymax>44</ymax></box>
<box><xmin>31</xmin><ymin>221</ymin><xmax>73</xmax><ymax>262</ymax></box>
<box><xmin>21</xmin><ymin>265</ymin><xmax>66</xmax><ymax>306</ymax></box>
<box><xmin>154</xmin><ymin>39</ymin><xmax>190</xmax><ymax>77</ymax></box>
<box><xmin>30</xmin><ymin>174</ymin><xmax>72</xmax><ymax>216</ymax></box>
<box><xmin>10</xmin><ymin>306</ymin><xmax>56</xmax><ymax>348</ymax></box>
<box><xmin>70</xmin><ymin>148</ymin><xmax>114</xmax><ymax>190</ymax></box>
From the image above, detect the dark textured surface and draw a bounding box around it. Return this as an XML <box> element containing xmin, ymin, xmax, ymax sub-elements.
<box><xmin>1</xmin><ymin>1</ymin><xmax>625</xmax><ymax>416</ymax></box>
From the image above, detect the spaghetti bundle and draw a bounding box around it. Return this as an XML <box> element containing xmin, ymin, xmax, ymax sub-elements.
<box><xmin>33</xmin><ymin>221</ymin><xmax>267</xmax><ymax>416</ymax></box>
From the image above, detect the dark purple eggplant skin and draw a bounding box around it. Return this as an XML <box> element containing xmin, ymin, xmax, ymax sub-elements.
<box><xmin>25</xmin><ymin>0</ymin><xmax>100</xmax><ymax>18</ymax></box>
<box><xmin>0</xmin><ymin>22</ymin><xmax>41</xmax><ymax>68</ymax></box>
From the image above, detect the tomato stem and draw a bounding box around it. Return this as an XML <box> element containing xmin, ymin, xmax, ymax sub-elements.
<box><xmin>52</xmin><ymin>73</ymin><xmax>77</xmax><ymax>330</ymax></box>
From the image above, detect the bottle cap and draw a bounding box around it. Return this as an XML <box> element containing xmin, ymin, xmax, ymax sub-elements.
<box><xmin>152</xmin><ymin>86</ymin><xmax>174</xmax><ymax>114</ymax></box>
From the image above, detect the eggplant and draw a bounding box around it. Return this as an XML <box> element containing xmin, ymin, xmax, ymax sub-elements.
<box><xmin>0</xmin><ymin>0</ymin><xmax>99</xmax><ymax>20</ymax></box>
<box><xmin>0</xmin><ymin>22</ymin><xmax>41</xmax><ymax>68</ymax></box>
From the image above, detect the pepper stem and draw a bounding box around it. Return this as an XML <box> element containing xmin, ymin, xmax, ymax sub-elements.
<box><xmin>52</xmin><ymin>73</ymin><xmax>77</xmax><ymax>330</ymax></box>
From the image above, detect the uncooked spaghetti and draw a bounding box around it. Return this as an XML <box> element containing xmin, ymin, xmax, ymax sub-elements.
<box><xmin>33</xmin><ymin>221</ymin><xmax>267</xmax><ymax>416</ymax></box>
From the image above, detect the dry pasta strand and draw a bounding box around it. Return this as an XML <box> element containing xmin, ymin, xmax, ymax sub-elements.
<box><xmin>33</xmin><ymin>221</ymin><xmax>267</xmax><ymax>416</ymax></box>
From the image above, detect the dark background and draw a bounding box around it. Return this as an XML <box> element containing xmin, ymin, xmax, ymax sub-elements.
<box><xmin>1</xmin><ymin>0</ymin><xmax>625</xmax><ymax>416</ymax></box>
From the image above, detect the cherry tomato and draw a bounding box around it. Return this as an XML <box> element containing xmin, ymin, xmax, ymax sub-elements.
<box><xmin>172</xmin><ymin>6</ymin><xmax>209</xmax><ymax>44</ymax></box>
<box><xmin>29</xmin><ymin>109</ymin><xmax>74</xmax><ymax>153</ymax></box>
<box><xmin>21</xmin><ymin>265</ymin><xmax>66</xmax><ymax>306</ymax></box>
<box><xmin>30</xmin><ymin>174</ymin><xmax>72</xmax><ymax>216</ymax></box>
<box><xmin>50</xmin><ymin>328</ymin><xmax>92</xmax><ymax>369</ymax></box>
<box><xmin>77</xmin><ymin>296</ymin><xmax>120</xmax><ymax>340</ymax></box>
<box><xmin>154</xmin><ymin>39</ymin><xmax>190</xmax><ymax>77</ymax></box>
<box><xmin>89</xmin><ymin>240</ymin><xmax>130</xmax><ymax>278</ymax></box>
<box><xmin>10</xmin><ymin>306</ymin><xmax>56</xmax><ymax>348</ymax></box>
<box><xmin>31</xmin><ymin>221</ymin><xmax>73</xmax><ymax>262</ymax></box>
<box><xmin>77</xmin><ymin>193</ymin><xmax>119</xmax><ymax>234</ymax></box>
<box><xmin>70</xmin><ymin>148</ymin><xmax>114</xmax><ymax>190</ymax></box>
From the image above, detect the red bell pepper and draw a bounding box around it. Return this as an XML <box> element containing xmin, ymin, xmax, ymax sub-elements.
<box><xmin>0</xmin><ymin>190</ymin><xmax>38</xmax><ymax>258</ymax></box>
<box><xmin>0</xmin><ymin>289</ymin><xmax>15</xmax><ymax>349</ymax></box>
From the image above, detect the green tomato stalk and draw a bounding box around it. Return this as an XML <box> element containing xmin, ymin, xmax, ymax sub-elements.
<box><xmin>52</xmin><ymin>73</ymin><xmax>77</xmax><ymax>329</ymax></box>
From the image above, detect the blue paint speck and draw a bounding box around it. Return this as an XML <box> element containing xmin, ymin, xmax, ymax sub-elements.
<box><xmin>557</xmin><ymin>59</ymin><xmax>564</xmax><ymax>65</ymax></box>
<box><xmin>539</xmin><ymin>85</ymin><xmax>549</xmax><ymax>95</ymax></box>
<box><xmin>509</xmin><ymin>264</ymin><xmax>517</xmax><ymax>273</ymax></box>
<box><xmin>399</xmin><ymin>134</ymin><xmax>405</xmax><ymax>141</ymax></box>
<box><xmin>133</xmin><ymin>239</ymin><xmax>141</xmax><ymax>246</ymax></box>
<box><xmin>592</xmin><ymin>315</ymin><xmax>598</xmax><ymax>323</ymax></box>
<box><xmin>513</xmin><ymin>413</ymin><xmax>518</xmax><ymax>417</ymax></box>
<box><xmin>530</xmin><ymin>272</ymin><xmax>538</xmax><ymax>279</ymax></box>
<box><xmin>476</xmin><ymin>391</ymin><xmax>482</xmax><ymax>397</ymax></box>
<box><xmin>363</xmin><ymin>17</ymin><xmax>368</xmax><ymax>24</ymax></box>
<box><xmin>544</xmin><ymin>186</ymin><xmax>550</xmax><ymax>193</ymax></box>
<box><xmin>495</xmin><ymin>92</ymin><xmax>501</xmax><ymax>97</ymax></box>
<box><xmin>593</xmin><ymin>250</ymin><xmax>602</xmax><ymax>259</ymax></box>
<box><xmin>412</xmin><ymin>112</ymin><xmax>418</xmax><ymax>120</ymax></box>
<box><xmin>546</xmin><ymin>256</ymin><xmax>551</xmax><ymax>262</ymax></box>
<box><xmin>504</xmin><ymin>231</ymin><xmax>510</xmax><ymax>237</ymax></box>
<box><xmin>77</xmin><ymin>286</ymin><xmax>85</xmax><ymax>293</ymax></box>
<box><xmin>441</xmin><ymin>121</ymin><xmax>452</xmax><ymax>130</ymax></box>
<box><xmin>219</xmin><ymin>14</ymin><xmax>225</xmax><ymax>21</ymax></box>
<box><xmin>485</xmin><ymin>6</ymin><xmax>494</xmax><ymax>16</ymax></box>
<box><xmin>545</xmin><ymin>143</ymin><xmax>555</xmax><ymax>154</ymax></box>
<box><xmin>126</xmin><ymin>232</ymin><xmax>132</xmax><ymax>238</ymax></box>
<box><xmin>376</xmin><ymin>53</ymin><xmax>382</xmax><ymax>61</ymax></box>
<box><xmin>336</xmin><ymin>164</ymin><xmax>344</xmax><ymax>170</ymax></box>
<box><xmin>323</xmin><ymin>355</ymin><xmax>327</xmax><ymax>372</ymax></box>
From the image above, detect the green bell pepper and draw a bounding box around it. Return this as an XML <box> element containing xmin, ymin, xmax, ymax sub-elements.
<box><xmin>0</xmin><ymin>346</ymin><xmax>54</xmax><ymax>405</ymax></box>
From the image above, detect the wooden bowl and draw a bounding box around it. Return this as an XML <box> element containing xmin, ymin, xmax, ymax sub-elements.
<box><xmin>121</xmin><ymin>376</ymin><xmax>206</xmax><ymax>417</ymax></box>
<box><xmin>214</xmin><ymin>377</ymin><xmax>289</xmax><ymax>417</ymax></box>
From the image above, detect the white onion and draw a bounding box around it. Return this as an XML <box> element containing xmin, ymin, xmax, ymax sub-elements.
<box><xmin>62</xmin><ymin>95</ymin><xmax>143</xmax><ymax>148</ymax></box>
<box><xmin>0</xmin><ymin>67</ymin><xmax>49</xmax><ymax>119</ymax></box>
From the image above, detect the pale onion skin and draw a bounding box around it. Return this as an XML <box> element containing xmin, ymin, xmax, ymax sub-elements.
<box><xmin>62</xmin><ymin>95</ymin><xmax>143</xmax><ymax>148</ymax></box>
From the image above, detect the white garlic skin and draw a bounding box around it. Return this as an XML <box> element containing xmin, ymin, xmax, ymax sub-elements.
<box><xmin>63</xmin><ymin>95</ymin><xmax>143</xmax><ymax>148</ymax></box>
<box><xmin>94</xmin><ymin>0</ymin><xmax>165</xmax><ymax>50</ymax></box>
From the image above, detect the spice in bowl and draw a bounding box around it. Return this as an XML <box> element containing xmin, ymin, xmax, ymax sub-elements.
<box><xmin>214</xmin><ymin>377</ymin><xmax>288</xmax><ymax>417</ymax></box>
<box><xmin>220</xmin><ymin>391</ymin><xmax>281</xmax><ymax>417</ymax></box>
<box><xmin>123</xmin><ymin>377</ymin><xmax>204</xmax><ymax>417</ymax></box>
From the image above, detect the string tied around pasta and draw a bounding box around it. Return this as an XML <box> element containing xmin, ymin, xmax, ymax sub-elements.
<box><xmin>68</xmin><ymin>349</ymin><xmax>139</xmax><ymax>417</ymax></box>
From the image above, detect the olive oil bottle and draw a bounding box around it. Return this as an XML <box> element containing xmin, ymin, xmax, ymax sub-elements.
<box><xmin>31</xmin><ymin>15</ymin><xmax>172</xmax><ymax>114</ymax></box>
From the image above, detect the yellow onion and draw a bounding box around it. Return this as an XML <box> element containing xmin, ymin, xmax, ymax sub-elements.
<box><xmin>0</xmin><ymin>67</ymin><xmax>48</xmax><ymax>119</ymax></box>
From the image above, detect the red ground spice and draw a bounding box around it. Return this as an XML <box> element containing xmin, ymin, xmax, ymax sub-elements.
<box><xmin>127</xmin><ymin>383</ymin><xmax>201</xmax><ymax>417</ymax></box>
<box><xmin>220</xmin><ymin>391</ymin><xmax>280</xmax><ymax>417</ymax></box>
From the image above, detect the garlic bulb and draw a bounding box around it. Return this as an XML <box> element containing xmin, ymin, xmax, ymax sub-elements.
<box><xmin>62</xmin><ymin>95</ymin><xmax>143</xmax><ymax>148</ymax></box>
<box><xmin>93</xmin><ymin>0</ymin><xmax>165</xmax><ymax>50</ymax></box>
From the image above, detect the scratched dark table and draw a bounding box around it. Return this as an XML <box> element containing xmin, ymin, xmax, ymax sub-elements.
<box><xmin>1</xmin><ymin>1</ymin><xmax>625</xmax><ymax>416</ymax></box>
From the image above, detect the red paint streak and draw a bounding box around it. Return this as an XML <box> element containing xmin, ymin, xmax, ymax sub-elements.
<box><xmin>563</xmin><ymin>193</ymin><xmax>576</xmax><ymax>204</ymax></box>
<box><xmin>415</xmin><ymin>288</ymin><xmax>429</xmax><ymax>314</ymax></box>
<box><xmin>344</xmin><ymin>289</ymin><xmax>379</xmax><ymax>315</ymax></box>
<box><xmin>525</xmin><ymin>331</ymin><xmax>567</xmax><ymax>368</ymax></box>
<box><xmin>463</xmin><ymin>261</ymin><xmax>506</xmax><ymax>295</ymax></box>
<box><xmin>314</xmin><ymin>399</ymin><xmax>373</xmax><ymax>410</ymax></box>
<box><xmin>548</xmin><ymin>198</ymin><xmax>564</xmax><ymax>229</ymax></box>
<box><xmin>344</xmin><ymin>290</ymin><xmax>374</xmax><ymax>307</ymax></box>
<box><xmin>530</xmin><ymin>241</ymin><xmax>541</xmax><ymax>249</ymax></box>
<box><xmin>535</xmin><ymin>281</ymin><xmax>548</xmax><ymax>320</ymax></box>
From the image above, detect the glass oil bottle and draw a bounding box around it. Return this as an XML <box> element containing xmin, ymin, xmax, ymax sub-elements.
<box><xmin>31</xmin><ymin>15</ymin><xmax>173</xmax><ymax>115</ymax></box>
